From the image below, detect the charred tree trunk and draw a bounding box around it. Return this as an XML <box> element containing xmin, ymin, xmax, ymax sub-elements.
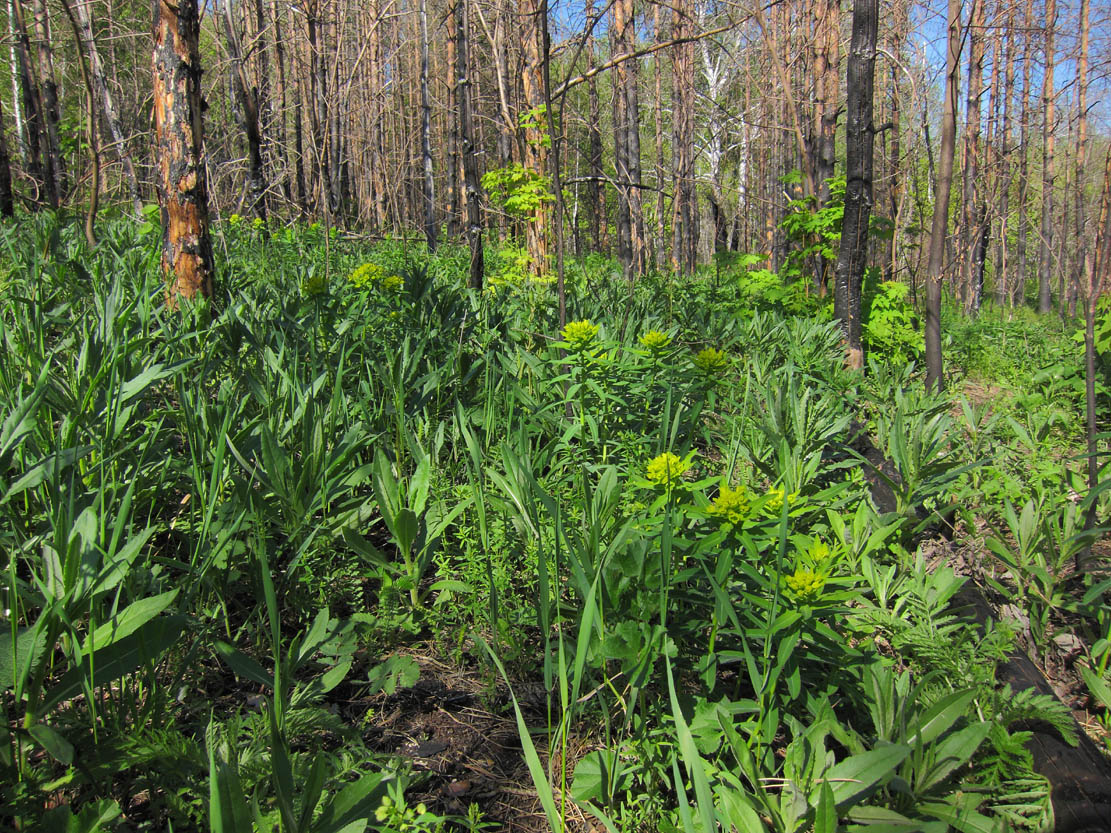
<box><xmin>1072</xmin><ymin>0</ymin><xmax>1090</xmax><ymax>319</ymax></box>
<box><xmin>11</xmin><ymin>0</ymin><xmax>47</xmax><ymax>206</ymax></box>
<box><xmin>305</xmin><ymin>3</ymin><xmax>333</xmax><ymax>217</ymax></box>
<box><xmin>271</xmin><ymin>0</ymin><xmax>292</xmax><ymax>206</ymax></box>
<box><xmin>28</xmin><ymin>0</ymin><xmax>66</xmax><ymax>204</ymax></box>
<box><xmin>1037</xmin><ymin>0</ymin><xmax>1056</xmax><ymax>314</ymax></box>
<box><xmin>671</xmin><ymin>0</ymin><xmax>696</xmax><ymax>275</ymax></box>
<box><xmin>220</xmin><ymin>0</ymin><xmax>267</xmax><ymax>222</ymax></box>
<box><xmin>833</xmin><ymin>0</ymin><xmax>877</xmax><ymax>371</ymax></box>
<box><xmin>959</xmin><ymin>0</ymin><xmax>985</xmax><ymax>315</ymax></box>
<box><xmin>457</xmin><ymin>0</ymin><xmax>483</xmax><ymax>289</ymax></box>
<box><xmin>612</xmin><ymin>0</ymin><xmax>644</xmax><ymax>281</ymax></box>
<box><xmin>1015</xmin><ymin>0</ymin><xmax>1032</xmax><ymax>307</ymax></box>
<box><xmin>520</xmin><ymin>0</ymin><xmax>549</xmax><ymax>274</ymax></box>
<box><xmin>1083</xmin><ymin>145</ymin><xmax>1111</xmax><ymax>547</ymax></box>
<box><xmin>446</xmin><ymin>0</ymin><xmax>460</xmax><ymax>236</ymax></box>
<box><xmin>812</xmin><ymin>0</ymin><xmax>840</xmax><ymax>292</ymax></box>
<box><xmin>994</xmin><ymin>4</ymin><xmax>1015</xmax><ymax>307</ymax></box>
<box><xmin>60</xmin><ymin>0</ymin><xmax>99</xmax><ymax>246</ymax></box>
<box><xmin>585</xmin><ymin>0</ymin><xmax>605</xmax><ymax>253</ymax></box>
<box><xmin>0</xmin><ymin>98</ymin><xmax>14</xmax><ymax>217</ymax></box>
<box><xmin>70</xmin><ymin>0</ymin><xmax>142</xmax><ymax>216</ymax></box>
<box><xmin>152</xmin><ymin>0</ymin><xmax>215</xmax><ymax>304</ymax></box>
<box><xmin>926</xmin><ymin>0</ymin><xmax>961</xmax><ymax>392</ymax></box>
<box><xmin>420</xmin><ymin>0</ymin><xmax>436</xmax><ymax>250</ymax></box>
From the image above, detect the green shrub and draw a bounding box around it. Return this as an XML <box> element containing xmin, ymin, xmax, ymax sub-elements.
<box><xmin>862</xmin><ymin>271</ymin><xmax>923</xmax><ymax>361</ymax></box>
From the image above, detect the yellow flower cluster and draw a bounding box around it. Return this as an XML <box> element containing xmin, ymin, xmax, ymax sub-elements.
<box><xmin>764</xmin><ymin>486</ymin><xmax>799</xmax><ymax>515</ymax></box>
<box><xmin>639</xmin><ymin>329</ymin><xmax>673</xmax><ymax>354</ymax></box>
<box><xmin>692</xmin><ymin>347</ymin><xmax>729</xmax><ymax>375</ymax></box>
<box><xmin>785</xmin><ymin>568</ymin><xmax>826</xmax><ymax>601</ymax></box>
<box><xmin>301</xmin><ymin>272</ymin><xmax>327</xmax><ymax>296</ymax></box>
<box><xmin>562</xmin><ymin>319</ymin><xmax>599</xmax><ymax>351</ymax></box>
<box><xmin>707</xmin><ymin>484</ymin><xmax>750</xmax><ymax>527</ymax></box>
<box><xmin>348</xmin><ymin>263</ymin><xmax>402</xmax><ymax>292</ymax></box>
<box><xmin>645</xmin><ymin>452</ymin><xmax>690</xmax><ymax>490</ymax></box>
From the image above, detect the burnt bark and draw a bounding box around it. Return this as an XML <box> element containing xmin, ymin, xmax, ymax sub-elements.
<box><xmin>61</xmin><ymin>0</ymin><xmax>99</xmax><ymax>246</ymax></box>
<box><xmin>419</xmin><ymin>0</ymin><xmax>436</xmax><ymax>250</ymax></box>
<box><xmin>29</xmin><ymin>0</ymin><xmax>66</xmax><ymax>204</ymax></box>
<box><xmin>671</xmin><ymin>0</ymin><xmax>696</xmax><ymax>275</ymax></box>
<box><xmin>0</xmin><ymin>98</ymin><xmax>14</xmax><ymax>217</ymax></box>
<box><xmin>10</xmin><ymin>0</ymin><xmax>47</xmax><ymax>206</ymax></box>
<box><xmin>1037</xmin><ymin>0</ymin><xmax>1056</xmax><ymax>314</ymax></box>
<box><xmin>519</xmin><ymin>0</ymin><xmax>548</xmax><ymax>274</ymax></box>
<box><xmin>70</xmin><ymin>0</ymin><xmax>142</xmax><ymax>216</ymax></box>
<box><xmin>612</xmin><ymin>0</ymin><xmax>645</xmax><ymax>281</ymax></box>
<box><xmin>833</xmin><ymin>0</ymin><xmax>877</xmax><ymax>370</ymax></box>
<box><xmin>152</xmin><ymin>0</ymin><xmax>215</xmax><ymax>304</ymax></box>
<box><xmin>457</xmin><ymin>0</ymin><xmax>483</xmax><ymax>289</ymax></box>
<box><xmin>926</xmin><ymin>0</ymin><xmax>961</xmax><ymax>393</ymax></box>
<box><xmin>220</xmin><ymin>0</ymin><xmax>267</xmax><ymax>222</ymax></box>
<box><xmin>960</xmin><ymin>0</ymin><xmax>985</xmax><ymax>314</ymax></box>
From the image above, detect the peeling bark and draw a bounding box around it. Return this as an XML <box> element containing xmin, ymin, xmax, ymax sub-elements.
<box><xmin>152</xmin><ymin>0</ymin><xmax>215</xmax><ymax>304</ymax></box>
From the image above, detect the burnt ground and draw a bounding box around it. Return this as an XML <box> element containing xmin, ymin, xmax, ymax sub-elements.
<box><xmin>353</xmin><ymin>651</ymin><xmax>599</xmax><ymax>832</ymax></box>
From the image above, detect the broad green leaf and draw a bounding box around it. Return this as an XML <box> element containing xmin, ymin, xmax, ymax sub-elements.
<box><xmin>314</xmin><ymin>771</ymin><xmax>387</xmax><ymax>833</ymax></box>
<box><xmin>825</xmin><ymin>743</ymin><xmax>910</xmax><ymax>807</ymax></box>
<box><xmin>814</xmin><ymin>780</ymin><xmax>837</xmax><ymax>833</ymax></box>
<box><xmin>0</xmin><ymin>626</ymin><xmax>46</xmax><ymax>692</ymax></box>
<box><xmin>1081</xmin><ymin>666</ymin><xmax>1111</xmax><ymax>710</ymax></box>
<box><xmin>214</xmin><ymin>641</ymin><xmax>272</xmax><ymax>689</ymax></box>
<box><xmin>906</xmin><ymin>689</ymin><xmax>975</xmax><ymax>747</ymax></box>
<box><xmin>918</xmin><ymin>722</ymin><xmax>991</xmax><ymax>793</ymax></box>
<box><xmin>84</xmin><ymin>589</ymin><xmax>179</xmax><ymax>653</ymax></box>
<box><xmin>207</xmin><ymin>722</ymin><xmax>252</xmax><ymax>833</ymax></box>
<box><xmin>40</xmin><ymin>615</ymin><xmax>187</xmax><ymax>714</ymax></box>
<box><xmin>29</xmin><ymin>722</ymin><xmax>73</xmax><ymax>765</ymax></box>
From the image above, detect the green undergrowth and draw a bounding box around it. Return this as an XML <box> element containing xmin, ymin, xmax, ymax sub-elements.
<box><xmin>0</xmin><ymin>213</ymin><xmax>1107</xmax><ymax>832</ymax></box>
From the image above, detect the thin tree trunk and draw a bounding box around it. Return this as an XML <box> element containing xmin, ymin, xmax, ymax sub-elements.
<box><xmin>671</xmin><ymin>0</ymin><xmax>696</xmax><ymax>275</ymax></box>
<box><xmin>69</xmin><ymin>0</ymin><xmax>141</xmax><ymax>216</ymax></box>
<box><xmin>960</xmin><ymin>0</ymin><xmax>984</xmax><ymax>314</ymax></box>
<box><xmin>446</xmin><ymin>0</ymin><xmax>460</xmax><ymax>236</ymax></box>
<box><xmin>60</xmin><ymin>0</ymin><xmax>99</xmax><ymax>245</ymax></box>
<box><xmin>457</xmin><ymin>0</ymin><xmax>483</xmax><ymax>289</ymax></box>
<box><xmin>1015</xmin><ymin>0</ymin><xmax>1032</xmax><ymax>306</ymax></box>
<box><xmin>220</xmin><ymin>0</ymin><xmax>267</xmax><ymax>222</ymax></box>
<box><xmin>1072</xmin><ymin>0</ymin><xmax>1090</xmax><ymax>319</ymax></box>
<box><xmin>612</xmin><ymin>0</ymin><xmax>644</xmax><ymax>281</ymax></box>
<box><xmin>420</xmin><ymin>0</ymin><xmax>436</xmax><ymax>250</ymax></box>
<box><xmin>7</xmin><ymin>0</ymin><xmax>26</xmax><ymax>161</ymax></box>
<box><xmin>1082</xmin><ymin>144</ymin><xmax>1111</xmax><ymax>547</ymax></box>
<box><xmin>926</xmin><ymin>0</ymin><xmax>961</xmax><ymax>393</ymax></box>
<box><xmin>812</xmin><ymin>0</ymin><xmax>840</xmax><ymax>292</ymax></box>
<box><xmin>834</xmin><ymin>0</ymin><xmax>877</xmax><ymax>370</ymax></box>
<box><xmin>11</xmin><ymin>0</ymin><xmax>47</xmax><ymax>206</ymax></box>
<box><xmin>271</xmin><ymin>0</ymin><xmax>292</xmax><ymax>206</ymax></box>
<box><xmin>653</xmin><ymin>2</ymin><xmax>665</xmax><ymax>269</ymax></box>
<box><xmin>29</xmin><ymin>0</ymin><xmax>65</xmax><ymax>203</ymax></box>
<box><xmin>520</xmin><ymin>0</ymin><xmax>548</xmax><ymax>273</ymax></box>
<box><xmin>585</xmin><ymin>0</ymin><xmax>605</xmax><ymax>252</ymax></box>
<box><xmin>994</xmin><ymin>3</ymin><xmax>1014</xmax><ymax>307</ymax></box>
<box><xmin>152</xmin><ymin>0</ymin><xmax>215</xmax><ymax>304</ymax></box>
<box><xmin>1038</xmin><ymin>0</ymin><xmax>1056</xmax><ymax>314</ymax></box>
<box><xmin>0</xmin><ymin>98</ymin><xmax>14</xmax><ymax>217</ymax></box>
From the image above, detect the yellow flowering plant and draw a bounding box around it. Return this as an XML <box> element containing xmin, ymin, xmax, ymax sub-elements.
<box><xmin>638</xmin><ymin>329</ymin><xmax>674</xmax><ymax>356</ymax></box>
<box><xmin>691</xmin><ymin>347</ymin><xmax>729</xmax><ymax>376</ymax></box>
<box><xmin>561</xmin><ymin>319</ymin><xmax>600</xmax><ymax>352</ymax></box>
<box><xmin>705</xmin><ymin>483</ymin><xmax>751</xmax><ymax>530</ymax></box>
<box><xmin>762</xmin><ymin>485</ymin><xmax>801</xmax><ymax>516</ymax></box>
